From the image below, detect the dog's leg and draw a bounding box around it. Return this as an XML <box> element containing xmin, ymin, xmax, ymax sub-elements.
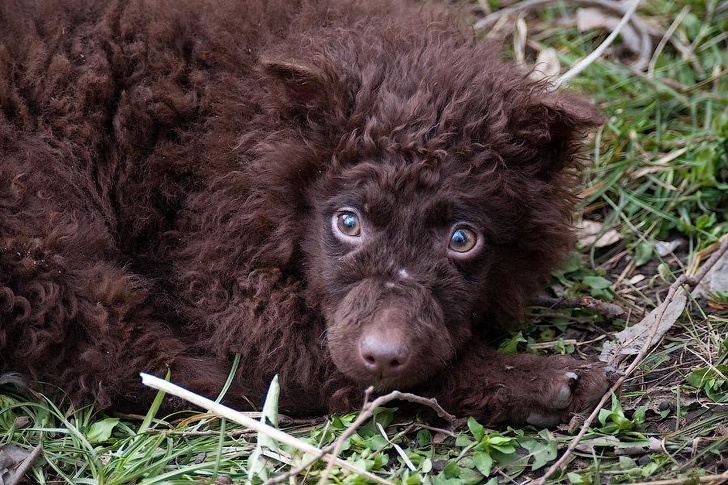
<box><xmin>434</xmin><ymin>346</ymin><xmax>613</xmax><ymax>426</ymax></box>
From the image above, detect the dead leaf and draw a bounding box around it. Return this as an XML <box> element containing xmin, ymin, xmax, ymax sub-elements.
<box><xmin>576</xmin><ymin>220</ymin><xmax>622</xmax><ymax>248</ymax></box>
<box><xmin>0</xmin><ymin>444</ymin><xmax>42</xmax><ymax>485</ymax></box>
<box><xmin>531</xmin><ymin>48</ymin><xmax>561</xmax><ymax>81</ymax></box>
<box><xmin>600</xmin><ymin>287</ymin><xmax>687</xmax><ymax>366</ymax></box>
<box><xmin>655</xmin><ymin>240</ymin><xmax>682</xmax><ymax>257</ymax></box>
<box><xmin>613</xmin><ymin>437</ymin><xmax>663</xmax><ymax>455</ymax></box>
<box><xmin>576</xmin><ymin>8</ymin><xmax>642</xmax><ymax>55</ymax></box>
<box><xmin>692</xmin><ymin>248</ymin><xmax>728</xmax><ymax>299</ymax></box>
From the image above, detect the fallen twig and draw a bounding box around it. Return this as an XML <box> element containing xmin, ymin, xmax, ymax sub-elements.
<box><xmin>265</xmin><ymin>388</ymin><xmax>461</xmax><ymax>485</ymax></box>
<box><xmin>529</xmin><ymin>234</ymin><xmax>728</xmax><ymax>485</ymax></box>
<box><xmin>315</xmin><ymin>389</ymin><xmax>462</xmax><ymax>485</ymax></box>
<box><xmin>532</xmin><ymin>295</ymin><xmax>626</xmax><ymax>320</ymax></box>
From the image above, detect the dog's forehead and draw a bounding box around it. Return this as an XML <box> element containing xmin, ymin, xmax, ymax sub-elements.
<box><xmin>323</xmin><ymin>160</ymin><xmax>483</xmax><ymax>227</ymax></box>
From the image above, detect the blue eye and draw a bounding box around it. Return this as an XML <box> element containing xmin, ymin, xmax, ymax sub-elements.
<box><xmin>449</xmin><ymin>226</ymin><xmax>477</xmax><ymax>253</ymax></box>
<box><xmin>335</xmin><ymin>211</ymin><xmax>361</xmax><ymax>237</ymax></box>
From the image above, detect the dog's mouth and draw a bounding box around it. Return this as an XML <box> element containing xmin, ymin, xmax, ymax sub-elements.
<box><xmin>327</xmin><ymin>305</ymin><xmax>454</xmax><ymax>391</ymax></box>
<box><xmin>336</xmin><ymin>353</ymin><xmax>426</xmax><ymax>391</ymax></box>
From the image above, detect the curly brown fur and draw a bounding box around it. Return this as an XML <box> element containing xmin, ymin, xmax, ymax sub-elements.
<box><xmin>0</xmin><ymin>0</ymin><xmax>608</xmax><ymax>425</ymax></box>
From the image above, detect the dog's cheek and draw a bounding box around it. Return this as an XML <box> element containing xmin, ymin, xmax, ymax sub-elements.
<box><xmin>325</xmin><ymin>308</ymin><xmax>362</xmax><ymax>380</ymax></box>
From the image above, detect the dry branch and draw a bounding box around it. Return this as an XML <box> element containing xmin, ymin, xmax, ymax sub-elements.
<box><xmin>532</xmin><ymin>295</ymin><xmax>626</xmax><ymax>320</ymax></box>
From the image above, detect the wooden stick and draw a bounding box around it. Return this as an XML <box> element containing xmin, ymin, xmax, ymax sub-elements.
<box><xmin>139</xmin><ymin>373</ymin><xmax>392</xmax><ymax>485</ymax></box>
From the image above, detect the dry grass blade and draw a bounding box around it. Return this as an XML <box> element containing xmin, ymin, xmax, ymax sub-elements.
<box><xmin>552</xmin><ymin>0</ymin><xmax>643</xmax><ymax>88</ymax></box>
<box><xmin>647</xmin><ymin>5</ymin><xmax>692</xmax><ymax>78</ymax></box>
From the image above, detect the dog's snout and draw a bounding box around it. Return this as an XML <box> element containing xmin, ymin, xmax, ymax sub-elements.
<box><xmin>359</xmin><ymin>334</ymin><xmax>409</xmax><ymax>375</ymax></box>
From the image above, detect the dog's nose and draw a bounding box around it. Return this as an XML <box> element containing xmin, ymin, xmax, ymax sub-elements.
<box><xmin>359</xmin><ymin>334</ymin><xmax>409</xmax><ymax>376</ymax></box>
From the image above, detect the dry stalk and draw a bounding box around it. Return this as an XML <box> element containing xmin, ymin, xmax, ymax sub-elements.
<box><xmin>263</xmin><ymin>389</ymin><xmax>460</xmax><ymax>485</ymax></box>
<box><xmin>314</xmin><ymin>389</ymin><xmax>462</xmax><ymax>485</ymax></box>
<box><xmin>139</xmin><ymin>374</ymin><xmax>392</xmax><ymax>485</ymax></box>
<box><xmin>532</xmin><ymin>295</ymin><xmax>625</xmax><ymax>320</ymax></box>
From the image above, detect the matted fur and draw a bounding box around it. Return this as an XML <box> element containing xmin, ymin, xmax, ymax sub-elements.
<box><xmin>0</xmin><ymin>0</ymin><xmax>608</xmax><ymax>425</ymax></box>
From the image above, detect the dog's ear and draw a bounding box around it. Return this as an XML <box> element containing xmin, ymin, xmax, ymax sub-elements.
<box><xmin>513</xmin><ymin>91</ymin><xmax>603</xmax><ymax>176</ymax></box>
<box><xmin>259</xmin><ymin>57</ymin><xmax>331</xmax><ymax>112</ymax></box>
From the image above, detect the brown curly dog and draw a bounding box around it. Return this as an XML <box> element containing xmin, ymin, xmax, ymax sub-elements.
<box><xmin>0</xmin><ymin>0</ymin><xmax>608</xmax><ymax>426</ymax></box>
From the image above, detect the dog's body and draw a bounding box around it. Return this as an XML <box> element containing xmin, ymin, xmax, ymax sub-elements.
<box><xmin>0</xmin><ymin>0</ymin><xmax>608</xmax><ymax>425</ymax></box>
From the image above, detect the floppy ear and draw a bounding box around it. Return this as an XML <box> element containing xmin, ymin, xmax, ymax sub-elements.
<box><xmin>513</xmin><ymin>92</ymin><xmax>603</xmax><ymax>176</ymax></box>
<box><xmin>259</xmin><ymin>57</ymin><xmax>330</xmax><ymax>111</ymax></box>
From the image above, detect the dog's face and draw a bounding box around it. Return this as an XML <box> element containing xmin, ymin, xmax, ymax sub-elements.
<box><xmin>308</xmin><ymin>160</ymin><xmax>495</xmax><ymax>389</ymax></box>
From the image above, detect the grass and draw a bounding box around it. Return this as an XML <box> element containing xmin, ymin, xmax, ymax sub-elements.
<box><xmin>2</xmin><ymin>0</ymin><xmax>727</xmax><ymax>483</ymax></box>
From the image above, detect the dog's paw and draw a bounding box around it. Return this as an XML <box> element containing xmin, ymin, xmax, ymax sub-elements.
<box><xmin>525</xmin><ymin>359</ymin><xmax>614</xmax><ymax>428</ymax></box>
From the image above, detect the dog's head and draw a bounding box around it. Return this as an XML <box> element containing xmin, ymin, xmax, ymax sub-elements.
<box><xmin>257</xmin><ymin>20</ymin><xmax>602</xmax><ymax>390</ymax></box>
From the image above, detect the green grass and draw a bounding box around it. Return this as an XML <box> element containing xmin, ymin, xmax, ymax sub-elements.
<box><xmin>2</xmin><ymin>1</ymin><xmax>727</xmax><ymax>483</ymax></box>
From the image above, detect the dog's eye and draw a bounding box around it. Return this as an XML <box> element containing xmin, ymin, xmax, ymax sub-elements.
<box><xmin>448</xmin><ymin>227</ymin><xmax>477</xmax><ymax>253</ymax></box>
<box><xmin>335</xmin><ymin>211</ymin><xmax>361</xmax><ymax>237</ymax></box>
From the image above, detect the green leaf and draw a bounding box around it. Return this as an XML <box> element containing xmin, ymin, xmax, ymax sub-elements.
<box><xmin>87</xmin><ymin>417</ymin><xmax>119</xmax><ymax>444</ymax></box>
<box><xmin>358</xmin><ymin>407</ymin><xmax>395</xmax><ymax>438</ymax></box>
<box><xmin>473</xmin><ymin>451</ymin><xmax>493</xmax><ymax>476</ymax></box>
<box><xmin>442</xmin><ymin>460</ymin><xmax>461</xmax><ymax>478</ymax></box>
<box><xmin>568</xmin><ymin>472</ymin><xmax>593</xmax><ymax>485</ymax></box>
<box><xmin>634</xmin><ymin>241</ymin><xmax>654</xmax><ymax>266</ymax></box>
<box><xmin>467</xmin><ymin>417</ymin><xmax>485</xmax><ymax>441</ymax></box>
<box><xmin>416</xmin><ymin>428</ymin><xmax>432</xmax><ymax>446</ymax></box>
<box><xmin>557</xmin><ymin>252</ymin><xmax>583</xmax><ymax>274</ymax></box>
<box><xmin>497</xmin><ymin>332</ymin><xmax>527</xmax><ymax>354</ymax></box>
<box><xmin>582</xmin><ymin>275</ymin><xmax>612</xmax><ymax>290</ymax></box>
<box><xmin>686</xmin><ymin>366</ymin><xmax>728</xmax><ymax>401</ymax></box>
<box><xmin>484</xmin><ymin>436</ymin><xmax>516</xmax><ymax>454</ymax></box>
<box><xmin>519</xmin><ymin>433</ymin><xmax>558</xmax><ymax>470</ymax></box>
<box><xmin>455</xmin><ymin>433</ymin><xmax>473</xmax><ymax>447</ymax></box>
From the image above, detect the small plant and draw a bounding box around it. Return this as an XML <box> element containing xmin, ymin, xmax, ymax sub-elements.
<box><xmin>685</xmin><ymin>366</ymin><xmax>728</xmax><ymax>402</ymax></box>
<box><xmin>598</xmin><ymin>394</ymin><xmax>647</xmax><ymax>438</ymax></box>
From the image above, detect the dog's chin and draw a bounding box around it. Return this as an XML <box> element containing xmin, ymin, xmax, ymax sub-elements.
<box><xmin>350</xmin><ymin>374</ymin><xmax>421</xmax><ymax>393</ymax></box>
<box><xmin>331</xmin><ymin>356</ymin><xmax>432</xmax><ymax>392</ymax></box>
<box><xmin>361</xmin><ymin>374</ymin><xmax>413</xmax><ymax>392</ymax></box>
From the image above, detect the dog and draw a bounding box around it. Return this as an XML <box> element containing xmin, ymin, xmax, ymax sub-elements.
<box><xmin>0</xmin><ymin>0</ymin><xmax>608</xmax><ymax>426</ymax></box>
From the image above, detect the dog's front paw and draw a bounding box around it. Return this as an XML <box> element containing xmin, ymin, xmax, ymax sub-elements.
<box><xmin>525</xmin><ymin>358</ymin><xmax>614</xmax><ymax>428</ymax></box>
